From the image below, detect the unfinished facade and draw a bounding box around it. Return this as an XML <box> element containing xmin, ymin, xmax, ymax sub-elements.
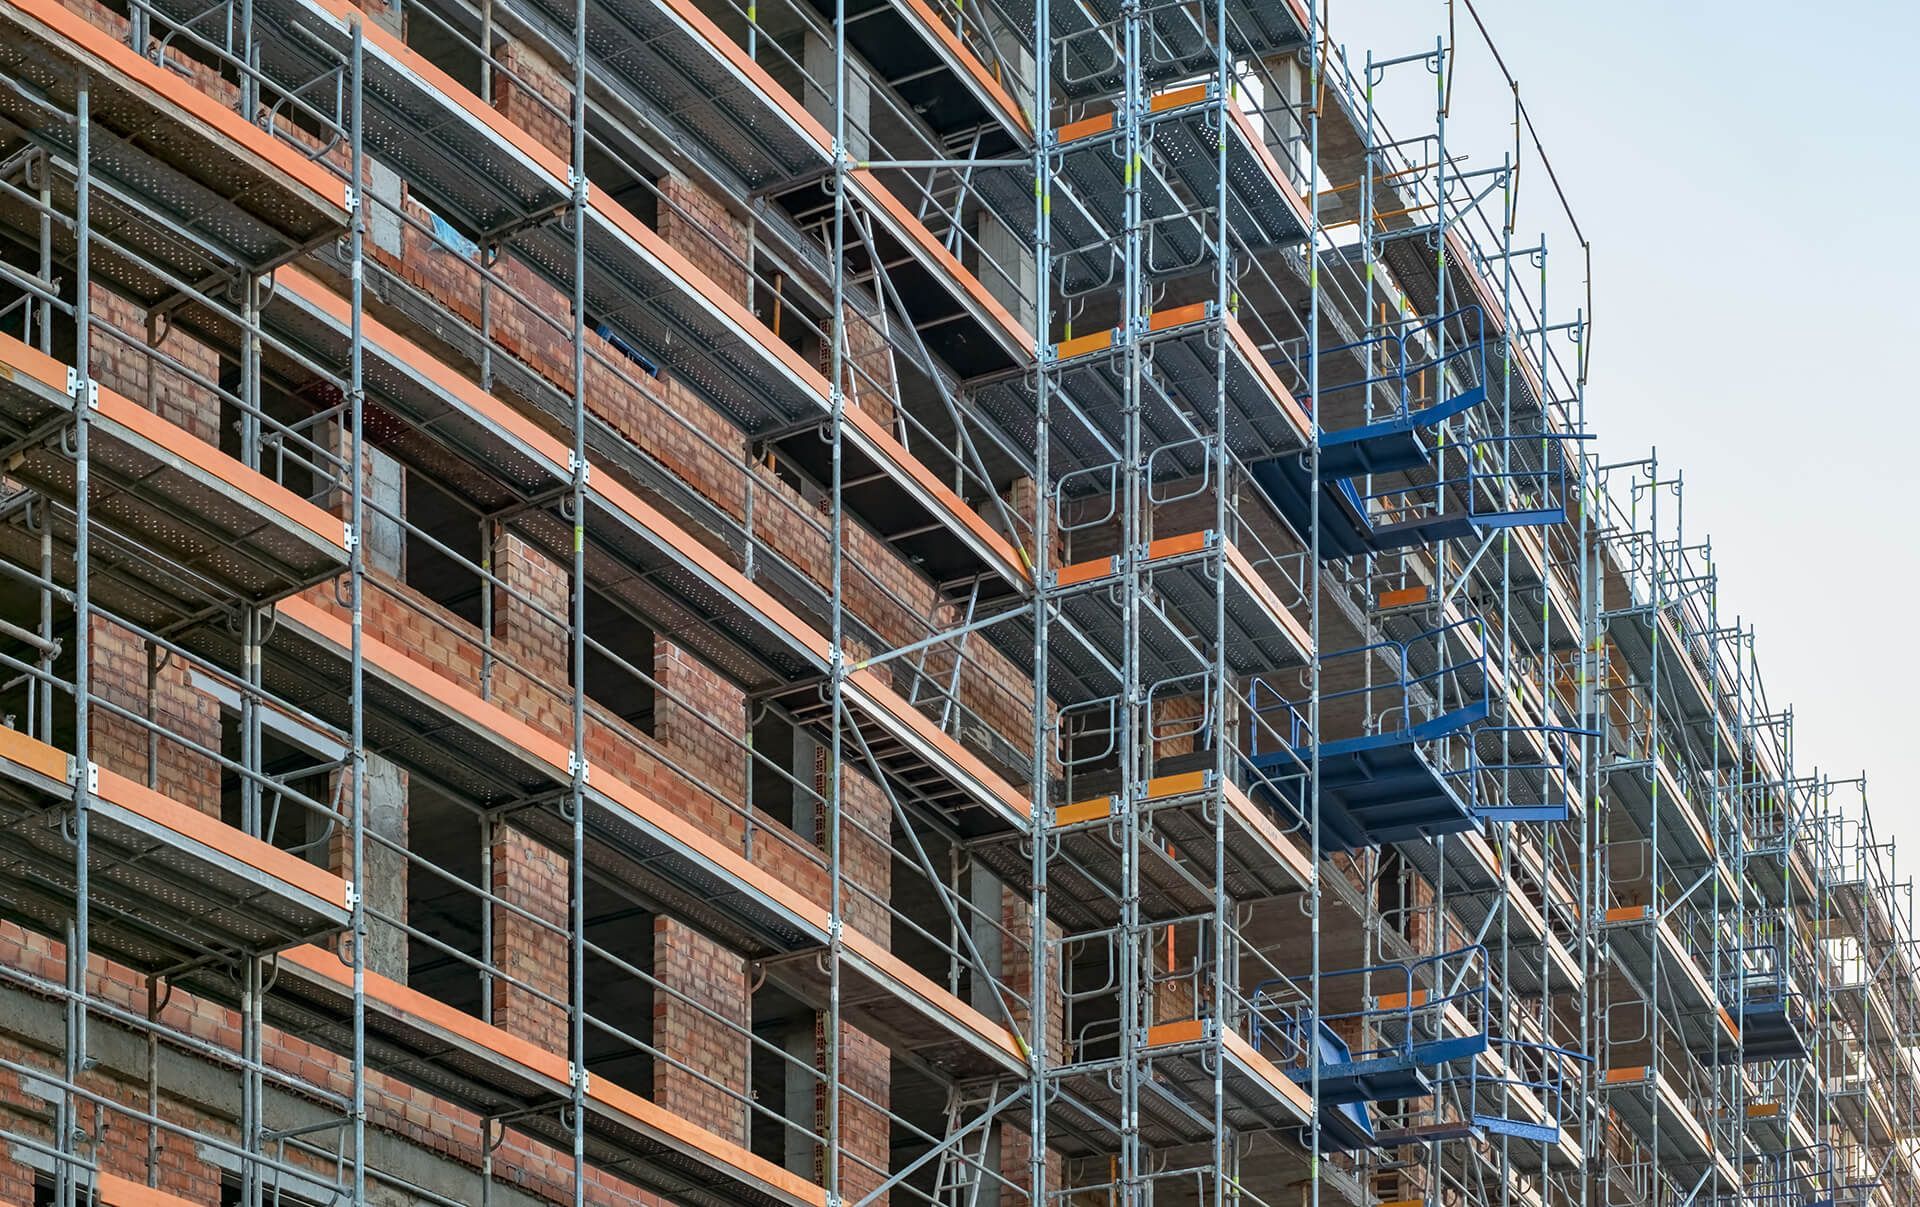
<box><xmin>0</xmin><ymin>0</ymin><xmax>1911</xmax><ymax>1204</ymax></box>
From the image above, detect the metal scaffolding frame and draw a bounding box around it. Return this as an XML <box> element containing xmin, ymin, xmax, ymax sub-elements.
<box><xmin>0</xmin><ymin>1</ymin><xmax>1917</xmax><ymax>1206</ymax></box>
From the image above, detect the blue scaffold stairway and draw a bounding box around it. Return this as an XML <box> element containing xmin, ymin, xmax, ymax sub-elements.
<box><xmin>1251</xmin><ymin>305</ymin><xmax>1567</xmax><ymax>557</ymax></box>
<box><xmin>1250</xmin><ymin>949</ymin><xmax>1494</xmax><ymax>1151</ymax></box>
<box><xmin>1727</xmin><ymin>949</ymin><xmax>1812</xmax><ymax>1062</ymax></box>
<box><xmin>1243</xmin><ymin>619</ymin><xmax>1488</xmax><ymax>851</ymax></box>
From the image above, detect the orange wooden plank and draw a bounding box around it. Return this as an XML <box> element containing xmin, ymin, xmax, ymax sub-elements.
<box><xmin>93</xmin><ymin>392</ymin><xmax>346</xmax><ymax>553</ymax></box>
<box><xmin>98</xmin><ymin>763</ymin><xmax>351</xmax><ymax>910</ymax></box>
<box><xmin>1218</xmin><ymin>781</ymin><xmax>1315</xmax><ymax>888</ymax></box>
<box><xmin>841</xmin><ymin>399</ymin><xmax>1031</xmax><ymax>584</ymax></box>
<box><xmin>95</xmin><ymin>1173</ymin><xmax>194</xmax><ymax>1207</ymax></box>
<box><xmin>1222</xmin><ymin>317</ymin><xmax>1312</xmax><ymax>442</ymax></box>
<box><xmin>0</xmin><ymin>723</ymin><xmax>69</xmax><ymax>782</ymax></box>
<box><xmin>1056</xmin><ymin>111</ymin><xmax>1115</xmax><ymax>145</ymax></box>
<box><xmin>1148</xmin><ymin>84</ymin><xmax>1209</xmax><ymax>114</ymax></box>
<box><xmin>850</xmin><ymin>167</ymin><xmax>1031</xmax><ymax>349</ymax></box>
<box><xmin>592</xmin><ymin>1075</ymin><xmax>829</xmax><ymax>1207</ymax></box>
<box><xmin>1143</xmin><ymin>771</ymin><xmax>1208</xmax><ymax>801</ymax></box>
<box><xmin>1053</xmin><ymin>552</ymin><xmax>1116</xmax><ymax>589</ymax></box>
<box><xmin>1142</xmin><ymin>531</ymin><xmax>1209</xmax><ymax>560</ymax></box>
<box><xmin>1377</xmin><ymin>585</ymin><xmax>1430</xmax><ymax>609</ymax></box>
<box><xmin>887</xmin><ymin>0</ymin><xmax>1031</xmax><ymax>137</ymax></box>
<box><xmin>0</xmin><ymin>333</ymin><xmax>346</xmax><ymax>554</ymax></box>
<box><xmin>1146</xmin><ymin>302</ymin><xmax>1209</xmax><ymax>332</ymax></box>
<box><xmin>1221</xmin><ymin>540</ymin><xmax>1313</xmax><ymax>659</ymax></box>
<box><xmin>4</xmin><ymin>0</ymin><xmax>347</xmax><ymax>215</ymax></box>
<box><xmin>0</xmin><ymin>726</ymin><xmax>350</xmax><ymax>910</ymax></box>
<box><xmin>284</xmin><ymin>944</ymin><xmax>572</xmax><ymax>1084</ymax></box>
<box><xmin>1054</xmin><ymin>796</ymin><xmax>1115</xmax><ymax>826</ymax></box>
<box><xmin>1054</xmin><ymin>328</ymin><xmax>1115</xmax><ymax>359</ymax></box>
<box><xmin>844</xmin><ymin>934</ymin><xmax>1025</xmax><ymax>1064</ymax></box>
<box><xmin>288</xmin><ymin>943</ymin><xmax>831</xmax><ymax>1205</ymax></box>
<box><xmin>0</xmin><ymin>329</ymin><xmax>71</xmax><ymax>398</ymax></box>
<box><xmin>846</xmin><ymin>668</ymin><xmax>1032</xmax><ymax>822</ymax></box>
<box><xmin>1146</xmin><ymin>1019</ymin><xmax>1205</xmax><ymax>1045</ymax></box>
<box><xmin>1218</xmin><ymin>1026</ymin><xmax>1315</xmax><ymax>1117</ymax></box>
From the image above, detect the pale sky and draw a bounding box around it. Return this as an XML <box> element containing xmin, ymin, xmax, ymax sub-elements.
<box><xmin>1337</xmin><ymin>1</ymin><xmax>1920</xmax><ymax>863</ymax></box>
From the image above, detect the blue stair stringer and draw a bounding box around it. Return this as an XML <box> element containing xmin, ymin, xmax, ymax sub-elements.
<box><xmin>1317</xmin><ymin>384</ymin><xmax>1488</xmax><ymax>479</ymax></box>
<box><xmin>1288</xmin><ymin>1022</ymin><xmax>1378</xmax><ymax>1152</ymax></box>
<box><xmin>1251</xmin><ymin>380</ymin><xmax>1572</xmax><ymax>557</ymax></box>
<box><xmin>1731</xmin><ymin>995</ymin><xmax>1811</xmax><ymax>1063</ymax></box>
<box><xmin>1245</xmin><ymin>700</ymin><xmax>1488</xmax><ymax>854</ymax></box>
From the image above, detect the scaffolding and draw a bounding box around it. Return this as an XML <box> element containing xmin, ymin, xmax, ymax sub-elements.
<box><xmin>0</xmin><ymin>0</ymin><xmax>1915</xmax><ymax>1205</ymax></box>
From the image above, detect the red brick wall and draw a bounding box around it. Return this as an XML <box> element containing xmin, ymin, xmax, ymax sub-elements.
<box><xmin>493</xmin><ymin>39</ymin><xmax>572</xmax><ymax>158</ymax></box>
<box><xmin>4</xmin><ymin>10</ymin><xmax>1063</xmax><ymax>1206</ymax></box>
<box><xmin>489</xmin><ymin>823</ymin><xmax>570</xmax><ymax>1050</ymax></box>
<box><xmin>363</xmin><ymin>49</ymin><xmax>1039</xmax><ymax>776</ymax></box>
<box><xmin>997</xmin><ymin>885</ymin><xmax>1063</xmax><ymax>1201</ymax></box>
<box><xmin>659</xmin><ymin>174</ymin><xmax>749</xmax><ymax>302</ymax></box>
<box><xmin>653</xmin><ymin>636</ymin><xmax>746</xmax><ymax>808</ymax></box>
<box><xmin>822</xmin><ymin>1019</ymin><xmax>890</xmax><ymax>1206</ymax></box>
<box><xmin>86</xmin><ymin>616</ymin><xmax>222</xmax><ymax>816</ymax></box>
<box><xmin>652</xmin><ymin>918</ymin><xmax>750</xmax><ymax>1143</ymax></box>
<box><xmin>838</xmin><ymin>305</ymin><xmax>898</xmax><ymax>429</ymax></box>
<box><xmin>0</xmin><ymin>923</ymin><xmax>683</xmax><ymax>1207</ymax></box>
<box><xmin>80</xmin><ymin>285</ymin><xmax>224</xmax><ymax>813</ymax></box>
<box><xmin>87</xmin><ymin>286</ymin><xmax>221</xmax><ymax>445</ymax></box>
<box><xmin>0</xmin><ymin>1032</ymin><xmax>227</xmax><ymax>1204</ymax></box>
<box><xmin>815</xmin><ymin>749</ymin><xmax>892</xmax><ymax>943</ymax></box>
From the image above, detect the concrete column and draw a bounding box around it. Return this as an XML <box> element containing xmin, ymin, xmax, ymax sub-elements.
<box><xmin>357</xmin><ymin>756</ymin><xmax>409</xmax><ymax>980</ymax></box>
<box><xmin>798</xmin><ymin>30</ymin><xmax>870</xmax><ymax>161</ymax></box>
<box><xmin>976</xmin><ymin>208</ymin><xmax>1036</xmax><ymax>334</ymax></box>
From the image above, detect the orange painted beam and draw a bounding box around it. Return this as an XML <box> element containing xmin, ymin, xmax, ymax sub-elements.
<box><xmin>3</xmin><ymin>0</ymin><xmax>348</xmax><ymax>218</ymax></box>
<box><xmin>95</xmin><ymin>1173</ymin><xmax>194</xmax><ymax>1207</ymax></box>
<box><xmin>282</xmin><ymin>946</ymin><xmax>831</xmax><ymax>1207</ymax></box>
<box><xmin>0</xmin><ymin>333</ymin><xmax>347</xmax><ymax>555</ymax></box>
<box><xmin>0</xmin><ymin>727</ymin><xmax>351</xmax><ymax>912</ymax></box>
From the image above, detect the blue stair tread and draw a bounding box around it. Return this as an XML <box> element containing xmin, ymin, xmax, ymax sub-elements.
<box><xmin>1312</xmin><ymin>1100</ymin><xmax>1377</xmax><ymax>1151</ymax></box>
<box><xmin>1317</xmin><ymin>701</ymin><xmax>1492</xmax><ymax>756</ymax></box>
<box><xmin>1248</xmin><ymin>458</ymin><xmax>1375</xmax><ymax>560</ymax></box>
<box><xmin>1411</xmin><ymin>1034</ymin><xmax>1491</xmax><ymax>1064</ymax></box>
<box><xmin>1245</xmin><ymin>726</ymin><xmax>1482</xmax><ymax>853</ymax></box>
<box><xmin>1473</xmin><ymin>804</ymin><xmax>1570</xmax><ymax>823</ymax></box>
<box><xmin>1318</xmin><ymin>385</ymin><xmax>1489</xmax><ymax>479</ymax></box>
<box><xmin>1472</xmin><ymin>1114</ymin><xmax>1562</xmax><ymax>1145</ymax></box>
<box><xmin>1736</xmin><ymin>1000</ymin><xmax>1808</xmax><ymax>1051</ymax></box>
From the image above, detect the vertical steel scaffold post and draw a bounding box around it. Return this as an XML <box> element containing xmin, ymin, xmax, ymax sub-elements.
<box><xmin>347</xmin><ymin>17</ymin><xmax>371</xmax><ymax>1207</ymax></box>
<box><xmin>568</xmin><ymin>0</ymin><xmax>591</xmax><ymax>1198</ymax></box>
<box><xmin>1027</xmin><ymin>0</ymin><xmax>1054</xmax><ymax>1194</ymax></box>
<box><xmin>828</xmin><ymin>0</ymin><xmax>849</xmax><ymax>1196</ymax></box>
<box><xmin>58</xmin><ymin>63</ymin><xmax>91</xmax><ymax>1207</ymax></box>
<box><xmin>1307</xmin><ymin>0</ymin><xmax>1325</xmax><ymax>1192</ymax></box>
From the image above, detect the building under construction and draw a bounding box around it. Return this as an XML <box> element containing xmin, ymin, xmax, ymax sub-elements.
<box><xmin>0</xmin><ymin>0</ymin><xmax>1910</xmax><ymax>1203</ymax></box>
